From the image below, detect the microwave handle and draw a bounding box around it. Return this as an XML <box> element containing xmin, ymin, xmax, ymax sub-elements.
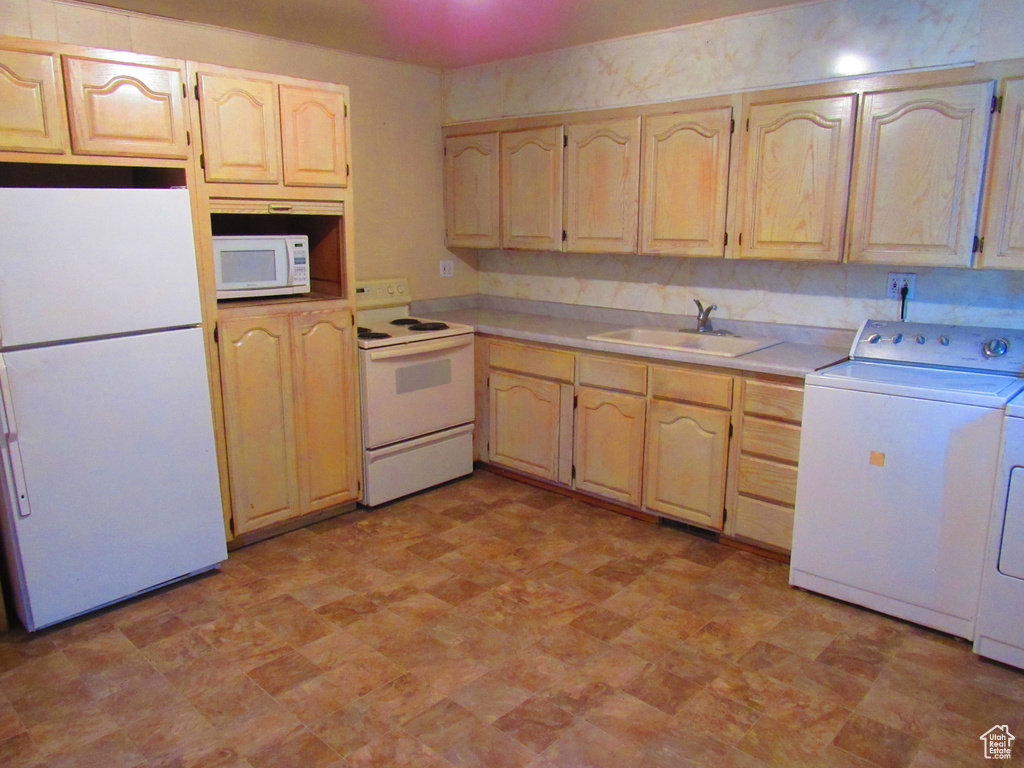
<box><xmin>368</xmin><ymin>335</ymin><xmax>472</xmax><ymax>361</ymax></box>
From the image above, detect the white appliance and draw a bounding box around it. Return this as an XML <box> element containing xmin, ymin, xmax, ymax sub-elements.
<box><xmin>0</xmin><ymin>187</ymin><xmax>227</xmax><ymax>631</ymax></box>
<box><xmin>975</xmin><ymin>390</ymin><xmax>1024</xmax><ymax>668</ymax></box>
<box><xmin>213</xmin><ymin>234</ymin><xmax>310</xmax><ymax>299</ymax></box>
<box><xmin>356</xmin><ymin>278</ymin><xmax>475</xmax><ymax>506</ymax></box>
<box><xmin>791</xmin><ymin>320</ymin><xmax>1024</xmax><ymax>639</ymax></box>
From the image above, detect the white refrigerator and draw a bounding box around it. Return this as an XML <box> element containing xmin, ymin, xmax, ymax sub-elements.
<box><xmin>0</xmin><ymin>187</ymin><xmax>227</xmax><ymax>631</ymax></box>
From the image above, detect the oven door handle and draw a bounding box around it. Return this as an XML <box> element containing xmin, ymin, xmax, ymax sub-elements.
<box><xmin>368</xmin><ymin>335</ymin><xmax>473</xmax><ymax>360</ymax></box>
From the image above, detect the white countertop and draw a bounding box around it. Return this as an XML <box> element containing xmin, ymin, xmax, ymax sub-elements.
<box><xmin>426</xmin><ymin>307</ymin><xmax>848</xmax><ymax>378</ymax></box>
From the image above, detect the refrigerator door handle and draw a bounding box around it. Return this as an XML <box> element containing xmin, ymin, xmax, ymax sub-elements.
<box><xmin>0</xmin><ymin>355</ymin><xmax>31</xmax><ymax>517</ymax></box>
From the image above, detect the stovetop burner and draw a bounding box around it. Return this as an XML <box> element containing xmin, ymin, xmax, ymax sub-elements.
<box><xmin>357</xmin><ymin>326</ymin><xmax>371</xmax><ymax>334</ymax></box>
<box><xmin>409</xmin><ymin>321</ymin><xmax>449</xmax><ymax>332</ymax></box>
<box><xmin>390</xmin><ymin>318</ymin><xmax>420</xmax><ymax>326</ymax></box>
<box><xmin>358</xmin><ymin>330</ymin><xmax>391</xmax><ymax>340</ymax></box>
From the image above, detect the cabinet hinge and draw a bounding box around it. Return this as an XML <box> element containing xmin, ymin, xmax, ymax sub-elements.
<box><xmin>730</xmin><ymin>118</ymin><xmax>735</xmax><ymax>134</ymax></box>
<box><xmin>357</xmin><ymin>480</ymin><xmax>361</xmax><ymax>493</ymax></box>
<box><xmin>722</xmin><ymin>507</ymin><xmax>728</xmax><ymax>526</ymax></box>
<box><xmin>738</xmin><ymin>232</ymin><xmax>742</xmax><ymax>246</ymax></box>
<box><xmin>194</xmin><ymin>83</ymin><xmax>199</xmax><ymax>101</ymax></box>
<box><xmin>563</xmin><ymin>134</ymin><xmax>568</xmax><ymax>148</ymax></box>
<box><xmin>344</xmin><ymin>103</ymin><xmax>348</xmax><ymax>117</ymax></box>
<box><xmin>724</xmin><ymin>232</ymin><xmax>729</xmax><ymax>247</ymax></box>
<box><xmin>571</xmin><ymin>465</ymin><xmax>576</xmax><ymax>482</ymax></box>
<box><xmin>573</xmin><ymin>394</ymin><xmax>578</xmax><ymax>409</ymax></box>
<box><xmin>213</xmin><ymin>326</ymin><xmax>218</xmax><ymax>343</ymax></box>
<box><xmin>729</xmin><ymin>422</ymin><xmax>734</xmax><ymax>439</ymax></box>
<box><xmin>186</xmin><ymin>130</ymin><xmax>191</xmax><ymax>146</ymax></box>
<box><xmin>973</xmin><ymin>235</ymin><xmax>985</xmax><ymax>253</ymax></box>
<box><xmin>181</xmin><ymin>83</ymin><xmax>187</xmax><ymax>99</ymax></box>
<box><xmin>562</xmin><ymin>230</ymin><xmax>567</xmax><ymax>242</ymax></box>
<box><xmin>346</xmin><ymin>163</ymin><xmax>350</xmax><ymax>177</ymax></box>
<box><xmin>200</xmin><ymin>153</ymin><xmax>205</xmax><ymax>170</ymax></box>
<box><xmin>746</xmin><ymin>117</ymin><xmax>750</xmax><ymax>131</ymax></box>
<box><xmin>992</xmin><ymin>95</ymin><xmax>1004</xmax><ymax>113</ymax></box>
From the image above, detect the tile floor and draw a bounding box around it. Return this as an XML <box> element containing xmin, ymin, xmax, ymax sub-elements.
<box><xmin>0</xmin><ymin>470</ymin><xmax>1022</xmax><ymax>768</ymax></box>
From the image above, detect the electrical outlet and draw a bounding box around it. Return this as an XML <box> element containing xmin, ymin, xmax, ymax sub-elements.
<box><xmin>886</xmin><ymin>272</ymin><xmax>916</xmax><ymax>299</ymax></box>
<box><xmin>440</xmin><ymin>259</ymin><xmax>455</xmax><ymax>278</ymax></box>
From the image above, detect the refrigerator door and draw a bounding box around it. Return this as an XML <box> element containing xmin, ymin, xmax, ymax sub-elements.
<box><xmin>0</xmin><ymin>187</ymin><xmax>202</xmax><ymax>347</ymax></box>
<box><xmin>0</xmin><ymin>327</ymin><xmax>226</xmax><ymax>630</ymax></box>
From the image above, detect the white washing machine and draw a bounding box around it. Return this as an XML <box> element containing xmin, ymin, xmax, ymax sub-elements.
<box><xmin>975</xmin><ymin>391</ymin><xmax>1024</xmax><ymax>669</ymax></box>
<box><xmin>791</xmin><ymin>320</ymin><xmax>1024</xmax><ymax>640</ymax></box>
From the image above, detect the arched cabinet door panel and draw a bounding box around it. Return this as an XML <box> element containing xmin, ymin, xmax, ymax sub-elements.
<box><xmin>640</xmin><ymin>107</ymin><xmax>732</xmax><ymax>257</ymax></box>
<box><xmin>849</xmin><ymin>80</ymin><xmax>994</xmax><ymax>267</ymax></box>
<box><xmin>0</xmin><ymin>48</ymin><xmax>67</xmax><ymax>155</ymax></box>
<box><xmin>738</xmin><ymin>93</ymin><xmax>857</xmax><ymax>262</ymax></box>
<box><xmin>644</xmin><ymin>399</ymin><xmax>730</xmax><ymax>530</ymax></box>
<box><xmin>566</xmin><ymin>117</ymin><xmax>641</xmax><ymax>253</ymax></box>
<box><xmin>445</xmin><ymin>132</ymin><xmax>500</xmax><ymax>248</ymax></box>
<box><xmin>501</xmin><ymin>126</ymin><xmax>564</xmax><ymax>251</ymax></box>
<box><xmin>63</xmin><ymin>55</ymin><xmax>188</xmax><ymax>159</ymax></box>
<box><xmin>196</xmin><ymin>71</ymin><xmax>280</xmax><ymax>183</ymax></box>
<box><xmin>488</xmin><ymin>371</ymin><xmax>562</xmax><ymax>480</ymax></box>
<box><xmin>218</xmin><ymin>314</ymin><xmax>300</xmax><ymax>535</ymax></box>
<box><xmin>573</xmin><ymin>387</ymin><xmax>645</xmax><ymax>506</ymax></box>
<box><xmin>280</xmin><ymin>84</ymin><xmax>348</xmax><ymax>188</ymax></box>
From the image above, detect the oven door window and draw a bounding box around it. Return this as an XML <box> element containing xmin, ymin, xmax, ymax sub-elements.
<box><xmin>360</xmin><ymin>337</ymin><xmax>474</xmax><ymax>449</ymax></box>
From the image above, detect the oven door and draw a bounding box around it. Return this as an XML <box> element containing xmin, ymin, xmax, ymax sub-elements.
<box><xmin>359</xmin><ymin>334</ymin><xmax>474</xmax><ymax>449</ymax></box>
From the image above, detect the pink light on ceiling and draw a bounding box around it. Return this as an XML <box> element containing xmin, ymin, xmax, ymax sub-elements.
<box><xmin>377</xmin><ymin>0</ymin><xmax>583</xmax><ymax>68</ymax></box>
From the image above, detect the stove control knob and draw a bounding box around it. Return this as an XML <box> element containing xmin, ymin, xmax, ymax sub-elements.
<box><xmin>914</xmin><ymin>334</ymin><xmax>927</xmax><ymax>344</ymax></box>
<box><xmin>867</xmin><ymin>334</ymin><xmax>881</xmax><ymax>344</ymax></box>
<box><xmin>891</xmin><ymin>333</ymin><xmax>904</xmax><ymax>344</ymax></box>
<box><xmin>938</xmin><ymin>335</ymin><xmax>951</xmax><ymax>346</ymax></box>
<box><xmin>983</xmin><ymin>338</ymin><xmax>1010</xmax><ymax>358</ymax></box>
<box><xmin>397</xmin><ymin>285</ymin><xmax>406</xmax><ymax>294</ymax></box>
<box><xmin>387</xmin><ymin>285</ymin><xmax>395</xmax><ymax>295</ymax></box>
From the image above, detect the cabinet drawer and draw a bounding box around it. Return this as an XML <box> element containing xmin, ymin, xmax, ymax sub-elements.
<box><xmin>737</xmin><ymin>454</ymin><xmax>797</xmax><ymax>507</ymax></box>
<box><xmin>741</xmin><ymin>417</ymin><xmax>801</xmax><ymax>464</ymax></box>
<box><xmin>579</xmin><ymin>355</ymin><xmax>646</xmax><ymax>394</ymax></box>
<box><xmin>649</xmin><ymin>365</ymin><xmax>732</xmax><ymax>409</ymax></box>
<box><xmin>733</xmin><ymin>496</ymin><xmax>794</xmax><ymax>551</ymax></box>
<box><xmin>490</xmin><ymin>341</ymin><xmax>574</xmax><ymax>382</ymax></box>
<box><xmin>744</xmin><ymin>379</ymin><xmax>803</xmax><ymax>423</ymax></box>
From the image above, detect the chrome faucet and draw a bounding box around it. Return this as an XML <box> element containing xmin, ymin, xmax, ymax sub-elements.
<box><xmin>694</xmin><ymin>299</ymin><xmax>717</xmax><ymax>333</ymax></box>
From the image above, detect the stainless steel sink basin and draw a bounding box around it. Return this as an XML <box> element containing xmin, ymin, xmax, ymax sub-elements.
<box><xmin>586</xmin><ymin>328</ymin><xmax>782</xmax><ymax>357</ymax></box>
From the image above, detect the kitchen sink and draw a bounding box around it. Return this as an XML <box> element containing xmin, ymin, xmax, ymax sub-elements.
<box><xmin>586</xmin><ymin>327</ymin><xmax>782</xmax><ymax>357</ymax></box>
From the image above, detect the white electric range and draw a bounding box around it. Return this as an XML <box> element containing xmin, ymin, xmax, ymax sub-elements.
<box><xmin>355</xmin><ymin>278</ymin><xmax>475</xmax><ymax>506</ymax></box>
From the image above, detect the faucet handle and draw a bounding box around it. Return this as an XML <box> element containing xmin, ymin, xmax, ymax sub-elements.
<box><xmin>694</xmin><ymin>299</ymin><xmax>705</xmax><ymax>315</ymax></box>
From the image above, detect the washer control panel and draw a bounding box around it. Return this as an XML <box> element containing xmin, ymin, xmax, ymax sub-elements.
<box><xmin>853</xmin><ymin>320</ymin><xmax>1024</xmax><ymax>373</ymax></box>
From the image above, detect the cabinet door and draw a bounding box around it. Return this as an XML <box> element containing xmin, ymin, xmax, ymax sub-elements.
<box><xmin>981</xmin><ymin>77</ymin><xmax>1024</xmax><ymax>269</ymax></box>
<box><xmin>738</xmin><ymin>94</ymin><xmax>857</xmax><ymax>262</ymax></box>
<box><xmin>489</xmin><ymin>370</ymin><xmax>563</xmax><ymax>480</ymax></box>
<box><xmin>849</xmin><ymin>81</ymin><xmax>994</xmax><ymax>266</ymax></box>
<box><xmin>218</xmin><ymin>314</ymin><xmax>300</xmax><ymax>535</ymax></box>
<box><xmin>574</xmin><ymin>387</ymin><xmax>645</xmax><ymax>506</ymax></box>
<box><xmin>197</xmin><ymin>71</ymin><xmax>280</xmax><ymax>183</ymax></box>
<box><xmin>291</xmin><ymin>308</ymin><xmax>359</xmax><ymax>513</ymax></box>
<box><xmin>644</xmin><ymin>399</ymin><xmax>730</xmax><ymax>529</ymax></box>
<box><xmin>0</xmin><ymin>49</ymin><xmax>67</xmax><ymax>154</ymax></box>
<box><xmin>501</xmin><ymin>126</ymin><xmax>564</xmax><ymax>250</ymax></box>
<box><xmin>280</xmin><ymin>84</ymin><xmax>348</xmax><ymax>188</ymax></box>
<box><xmin>565</xmin><ymin>118</ymin><xmax>641</xmax><ymax>253</ymax></box>
<box><xmin>445</xmin><ymin>132</ymin><xmax>501</xmax><ymax>248</ymax></box>
<box><xmin>63</xmin><ymin>56</ymin><xmax>188</xmax><ymax>159</ymax></box>
<box><xmin>640</xmin><ymin>107</ymin><xmax>732</xmax><ymax>257</ymax></box>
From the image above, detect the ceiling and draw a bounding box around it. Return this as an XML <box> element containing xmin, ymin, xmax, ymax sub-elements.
<box><xmin>79</xmin><ymin>0</ymin><xmax>812</xmax><ymax>70</ymax></box>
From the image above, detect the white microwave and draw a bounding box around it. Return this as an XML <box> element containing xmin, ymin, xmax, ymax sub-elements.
<box><xmin>213</xmin><ymin>235</ymin><xmax>311</xmax><ymax>299</ymax></box>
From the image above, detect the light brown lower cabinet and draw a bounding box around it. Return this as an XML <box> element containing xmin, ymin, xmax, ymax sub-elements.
<box><xmin>488</xmin><ymin>370</ymin><xmax>566</xmax><ymax>482</ymax></box>
<box><xmin>644</xmin><ymin>398</ymin><xmax>731</xmax><ymax>529</ymax></box>
<box><xmin>574</xmin><ymin>387</ymin><xmax>645</xmax><ymax>506</ymax></box>
<box><xmin>218</xmin><ymin>301</ymin><xmax>359</xmax><ymax>536</ymax></box>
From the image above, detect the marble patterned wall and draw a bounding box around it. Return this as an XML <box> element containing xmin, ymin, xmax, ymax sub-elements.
<box><xmin>450</xmin><ymin>0</ymin><xmax>1024</xmax><ymax>331</ymax></box>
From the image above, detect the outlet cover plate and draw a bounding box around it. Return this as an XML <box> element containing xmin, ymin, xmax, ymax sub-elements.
<box><xmin>886</xmin><ymin>272</ymin><xmax>916</xmax><ymax>299</ymax></box>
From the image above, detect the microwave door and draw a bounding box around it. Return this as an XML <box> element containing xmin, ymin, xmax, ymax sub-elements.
<box><xmin>218</xmin><ymin>246</ymin><xmax>285</xmax><ymax>289</ymax></box>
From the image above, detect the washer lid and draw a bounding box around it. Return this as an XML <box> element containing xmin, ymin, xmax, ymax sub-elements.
<box><xmin>1006</xmin><ymin>390</ymin><xmax>1024</xmax><ymax>418</ymax></box>
<box><xmin>807</xmin><ymin>360</ymin><xmax>1024</xmax><ymax>406</ymax></box>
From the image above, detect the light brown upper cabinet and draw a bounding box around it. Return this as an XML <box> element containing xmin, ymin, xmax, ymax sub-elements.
<box><xmin>980</xmin><ymin>77</ymin><xmax>1024</xmax><ymax>270</ymax></box>
<box><xmin>640</xmin><ymin>106</ymin><xmax>733</xmax><ymax>257</ymax></box>
<box><xmin>62</xmin><ymin>55</ymin><xmax>189</xmax><ymax>159</ymax></box>
<box><xmin>193</xmin><ymin>64</ymin><xmax>349</xmax><ymax>193</ymax></box>
<box><xmin>0</xmin><ymin>48</ymin><xmax>67</xmax><ymax>154</ymax></box>
<box><xmin>848</xmin><ymin>81</ymin><xmax>994</xmax><ymax>267</ymax></box>
<box><xmin>737</xmin><ymin>93</ymin><xmax>857</xmax><ymax>262</ymax></box>
<box><xmin>565</xmin><ymin>118</ymin><xmax>641</xmax><ymax>253</ymax></box>
<box><xmin>279</xmin><ymin>85</ymin><xmax>349</xmax><ymax>188</ymax></box>
<box><xmin>501</xmin><ymin>125</ymin><xmax>564</xmax><ymax>250</ymax></box>
<box><xmin>444</xmin><ymin>132</ymin><xmax>501</xmax><ymax>248</ymax></box>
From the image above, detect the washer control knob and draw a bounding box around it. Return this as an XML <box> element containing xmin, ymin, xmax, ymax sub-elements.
<box><xmin>867</xmin><ymin>334</ymin><xmax>881</xmax><ymax>344</ymax></box>
<box><xmin>914</xmin><ymin>334</ymin><xmax>927</xmax><ymax>344</ymax></box>
<box><xmin>983</xmin><ymin>338</ymin><xmax>1010</xmax><ymax>358</ymax></box>
<box><xmin>891</xmin><ymin>333</ymin><xmax>904</xmax><ymax>344</ymax></box>
<box><xmin>938</xmin><ymin>335</ymin><xmax>951</xmax><ymax>346</ymax></box>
